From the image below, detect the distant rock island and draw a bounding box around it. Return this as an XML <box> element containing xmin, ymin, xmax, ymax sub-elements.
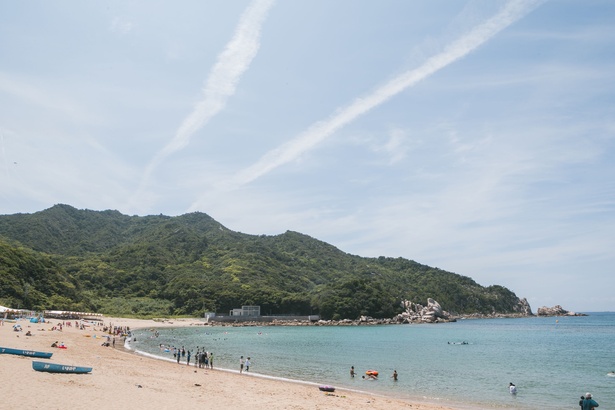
<box><xmin>536</xmin><ymin>305</ymin><xmax>587</xmax><ymax>316</ymax></box>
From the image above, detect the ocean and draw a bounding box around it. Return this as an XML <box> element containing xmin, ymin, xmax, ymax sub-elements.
<box><xmin>130</xmin><ymin>312</ymin><xmax>615</xmax><ymax>409</ymax></box>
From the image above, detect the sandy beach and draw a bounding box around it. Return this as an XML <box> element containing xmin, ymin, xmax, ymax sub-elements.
<box><xmin>0</xmin><ymin>317</ymin><xmax>461</xmax><ymax>410</ymax></box>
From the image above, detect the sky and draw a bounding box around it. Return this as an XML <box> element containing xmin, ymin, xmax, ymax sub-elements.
<box><xmin>1</xmin><ymin>0</ymin><xmax>614</xmax><ymax>312</ymax></box>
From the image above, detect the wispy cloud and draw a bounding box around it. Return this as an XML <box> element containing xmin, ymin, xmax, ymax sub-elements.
<box><xmin>110</xmin><ymin>16</ymin><xmax>134</xmax><ymax>36</ymax></box>
<box><xmin>0</xmin><ymin>71</ymin><xmax>95</xmax><ymax>122</ymax></box>
<box><xmin>132</xmin><ymin>0</ymin><xmax>275</xmax><ymax>209</ymax></box>
<box><xmin>230</xmin><ymin>0</ymin><xmax>543</xmax><ymax>186</ymax></box>
<box><xmin>380</xmin><ymin>128</ymin><xmax>410</xmax><ymax>165</ymax></box>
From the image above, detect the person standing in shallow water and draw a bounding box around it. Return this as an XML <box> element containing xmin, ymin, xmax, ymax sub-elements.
<box><xmin>509</xmin><ymin>383</ymin><xmax>517</xmax><ymax>394</ymax></box>
<box><xmin>582</xmin><ymin>392</ymin><xmax>599</xmax><ymax>410</ymax></box>
<box><xmin>350</xmin><ymin>366</ymin><xmax>355</xmax><ymax>378</ymax></box>
<box><xmin>240</xmin><ymin>356</ymin><xmax>245</xmax><ymax>373</ymax></box>
<box><xmin>391</xmin><ymin>370</ymin><xmax>398</xmax><ymax>381</ymax></box>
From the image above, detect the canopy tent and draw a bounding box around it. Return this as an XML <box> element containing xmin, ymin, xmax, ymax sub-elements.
<box><xmin>44</xmin><ymin>310</ymin><xmax>103</xmax><ymax>319</ymax></box>
<box><xmin>1</xmin><ymin>306</ymin><xmax>41</xmax><ymax>319</ymax></box>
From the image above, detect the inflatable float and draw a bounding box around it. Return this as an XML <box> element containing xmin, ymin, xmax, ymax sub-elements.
<box><xmin>365</xmin><ymin>370</ymin><xmax>378</xmax><ymax>376</ymax></box>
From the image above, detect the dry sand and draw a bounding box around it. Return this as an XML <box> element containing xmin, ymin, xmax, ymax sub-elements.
<box><xmin>0</xmin><ymin>317</ymin><xmax>462</xmax><ymax>410</ymax></box>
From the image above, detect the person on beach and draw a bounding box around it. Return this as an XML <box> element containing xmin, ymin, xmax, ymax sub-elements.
<box><xmin>509</xmin><ymin>383</ymin><xmax>517</xmax><ymax>394</ymax></box>
<box><xmin>350</xmin><ymin>366</ymin><xmax>355</xmax><ymax>378</ymax></box>
<box><xmin>187</xmin><ymin>350</ymin><xmax>191</xmax><ymax>366</ymax></box>
<box><xmin>240</xmin><ymin>356</ymin><xmax>245</xmax><ymax>373</ymax></box>
<box><xmin>582</xmin><ymin>392</ymin><xmax>599</xmax><ymax>410</ymax></box>
<box><xmin>245</xmin><ymin>357</ymin><xmax>251</xmax><ymax>372</ymax></box>
<box><xmin>391</xmin><ymin>370</ymin><xmax>398</xmax><ymax>381</ymax></box>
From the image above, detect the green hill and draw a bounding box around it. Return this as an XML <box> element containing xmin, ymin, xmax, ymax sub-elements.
<box><xmin>0</xmin><ymin>204</ymin><xmax>528</xmax><ymax>319</ymax></box>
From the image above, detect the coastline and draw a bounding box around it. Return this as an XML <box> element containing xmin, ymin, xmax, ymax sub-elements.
<box><xmin>1</xmin><ymin>316</ymin><xmax>464</xmax><ymax>410</ymax></box>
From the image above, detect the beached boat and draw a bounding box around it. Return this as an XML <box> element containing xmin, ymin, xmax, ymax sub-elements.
<box><xmin>32</xmin><ymin>361</ymin><xmax>92</xmax><ymax>374</ymax></box>
<box><xmin>0</xmin><ymin>346</ymin><xmax>53</xmax><ymax>358</ymax></box>
<box><xmin>318</xmin><ymin>385</ymin><xmax>335</xmax><ymax>392</ymax></box>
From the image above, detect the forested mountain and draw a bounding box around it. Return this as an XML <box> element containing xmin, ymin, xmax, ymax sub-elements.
<box><xmin>0</xmin><ymin>204</ymin><xmax>527</xmax><ymax>319</ymax></box>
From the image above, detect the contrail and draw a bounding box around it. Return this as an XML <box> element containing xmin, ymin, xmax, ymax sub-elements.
<box><xmin>133</xmin><ymin>0</ymin><xmax>275</xmax><ymax>204</ymax></box>
<box><xmin>231</xmin><ymin>0</ymin><xmax>542</xmax><ymax>186</ymax></box>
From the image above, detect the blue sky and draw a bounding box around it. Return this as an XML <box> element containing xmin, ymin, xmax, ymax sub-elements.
<box><xmin>1</xmin><ymin>1</ymin><xmax>614</xmax><ymax>312</ymax></box>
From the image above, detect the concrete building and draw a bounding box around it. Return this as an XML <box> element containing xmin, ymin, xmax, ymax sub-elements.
<box><xmin>229</xmin><ymin>305</ymin><xmax>261</xmax><ymax>317</ymax></box>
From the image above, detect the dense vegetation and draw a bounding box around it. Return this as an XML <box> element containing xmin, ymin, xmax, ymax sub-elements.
<box><xmin>0</xmin><ymin>204</ymin><xmax>525</xmax><ymax>319</ymax></box>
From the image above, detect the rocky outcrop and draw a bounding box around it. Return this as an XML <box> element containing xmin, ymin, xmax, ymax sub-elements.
<box><xmin>394</xmin><ymin>298</ymin><xmax>455</xmax><ymax>324</ymax></box>
<box><xmin>536</xmin><ymin>305</ymin><xmax>586</xmax><ymax>316</ymax></box>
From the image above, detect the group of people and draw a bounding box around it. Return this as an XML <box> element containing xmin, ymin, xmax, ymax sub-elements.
<box><xmin>239</xmin><ymin>356</ymin><xmax>251</xmax><ymax>373</ymax></box>
<box><xmin>100</xmin><ymin>335</ymin><xmax>115</xmax><ymax>347</ymax></box>
<box><xmin>194</xmin><ymin>349</ymin><xmax>214</xmax><ymax>368</ymax></box>
<box><xmin>349</xmin><ymin>366</ymin><xmax>398</xmax><ymax>381</ymax></box>
<box><xmin>161</xmin><ymin>345</ymin><xmax>215</xmax><ymax>368</ymax></box>
<box><xmin>105</xmin><ymin>324</ymin><xmax>132</xmax><ymax>337</ymax></box>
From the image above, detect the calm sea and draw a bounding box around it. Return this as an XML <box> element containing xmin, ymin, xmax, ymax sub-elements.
<box><xmin>130</xmin><ymin>313</ymin><xmax>614</xmax><ymax>409</ymax></box>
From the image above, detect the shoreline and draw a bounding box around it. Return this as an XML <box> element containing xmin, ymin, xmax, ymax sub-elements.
<box><xmin>0</xmin><ymin>316</ymin><xmax>471</xmax><ymax>410</ymax></box>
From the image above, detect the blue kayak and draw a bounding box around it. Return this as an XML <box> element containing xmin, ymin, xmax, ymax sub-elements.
<box><xmin>32</xmin><ymin>361</ymin><xmax>92</xmax><ymax>374</ymax></box>
<box><xmin>0</xmin><ymin>346</ymin><xmax>53</xmax><ymax>358</ymax></box>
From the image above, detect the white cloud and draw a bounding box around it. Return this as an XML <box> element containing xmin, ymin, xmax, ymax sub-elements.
<box><xmin>110</xmin><ymin>16</ymin><xmax>134</xmax><ymax>36</ymax></box>
<box><xmin>0</xmin><ymin>72</ymin><xmax>96</xmax><ymax>123</ymax></box>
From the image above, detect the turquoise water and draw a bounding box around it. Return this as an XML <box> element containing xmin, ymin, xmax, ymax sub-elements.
<box><xmin>131</xmin><ymin>313</ymin><xmax>615</xmax><ymax>409</ymax></box>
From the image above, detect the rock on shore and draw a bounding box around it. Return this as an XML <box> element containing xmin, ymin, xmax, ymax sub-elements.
<box><xmin>393</xmin><ymin>298</ymin><xmax>455</xmax><ymax>323</ymax></box>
